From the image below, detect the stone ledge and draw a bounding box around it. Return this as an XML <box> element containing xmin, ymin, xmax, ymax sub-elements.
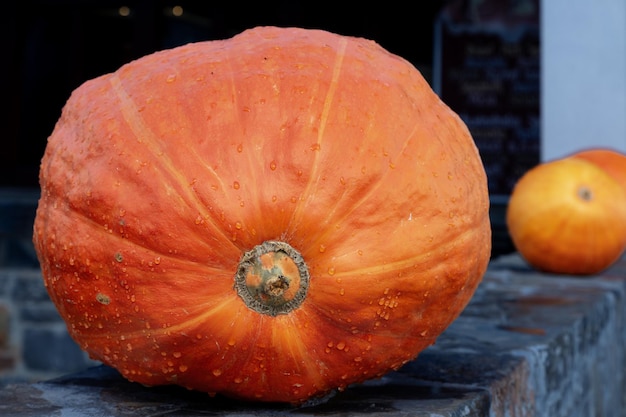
<box><xmin>1</xmin><ymin>253</ymin><xmax>625</xmax><ymax>417</ymax></box>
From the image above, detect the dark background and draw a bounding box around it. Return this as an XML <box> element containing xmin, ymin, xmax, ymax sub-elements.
<box><xmin>2</xmin><ymin>0</ymin><xmax>447</xmax><ymax>189</ymax></box>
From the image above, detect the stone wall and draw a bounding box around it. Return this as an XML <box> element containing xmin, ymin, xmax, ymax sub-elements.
<box><xmin>0</xmin><ymin>188</ymin><xmax>100</xmax><ymax>385</ymax></box>
<box><xmin>0</xmin><ymin>268</ymin><xmax>99</xmax><ymax>385</ymax></box>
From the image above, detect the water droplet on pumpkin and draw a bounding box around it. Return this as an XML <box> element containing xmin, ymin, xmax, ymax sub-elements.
<box><xmin>327</xmin><ymin>267</ymin><xmax>335</xmax><ymax>275</ymax></box>
<box><xmin>290</xmin><ymin>196</ymin><xmax>297</xmax><ymax>203</ymax></box>
<box><xmin>234</xmin><ymin>377</ymin><xmax>243</xmax><ymax>384</ymax></box>
<box><xmin>236</xmin><ymin>144</ymin><xmax>243</xmax><ymax>153</ymax></box>
<box><xmin>339</xmin><ymin>288</ymin><xmax>345</xmax><ymax>296</ymax></box>
<box><xmin>166</xmin><ymin>74</ymin><xmax>177</xmax><ymax>83</ymax></box>
<box><xmin>233</xmin><ymin>181</ymin><xmax>240</xmax><ymax>190</ymax></box>
<box><xmin>271</xmin><ymin>195</ymin><xmax>277</xmax><ymax>202</ymax></box>
<box><xmin>318</xmin><ymin>244</ymin><xmax>326</xmax><ymax>253</ymax></box>
<box><xmin>179</xmin><ymin>365</ymin><xmax>188</xmax><ymax>372</ymax></box>
<box><xmin>269</xmin><ymin>161</ymin><xmax>277</xmax><ymax>171</ymax></box>
<box><xmin>212</xmin><ymin>369</ymin><xmax>223</xmax><ymax>377</ymax></box>
<box><xmin>172</xmin><ymin>352</ymin><xmax>182</xmax><ymax>358</ymax></box>
<box><xmin>336</xmin><ymin>342</ymin><xmax>346</xmax><ymax>351</ymax></box>
<box><xmin>235</xmin><ymin>222</ymin><xmax>242</xmax><ymax>230</ymax></box>
<box><xmin>310</xmin><ymin>143</ymin><xmax>321</xmax><ymax>151</ymax></box>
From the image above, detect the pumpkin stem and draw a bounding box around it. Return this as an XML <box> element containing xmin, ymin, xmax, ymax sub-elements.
<box><xmin>234</xmin><ymin>241</ymin><xmax>309</xmax><ymax>316</ymax></box>
<box><xmin>577</xmin><ymin>185</ymin><xmax>593</xmax><ymax>201</ymax></box>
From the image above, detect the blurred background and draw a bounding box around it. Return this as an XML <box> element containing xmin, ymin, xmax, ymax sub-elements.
<box><xmin>1</xmin><ymin>0</ymin><xmax>543</xmax><ymax>262</ymax></box>
<box><xmin>0</xmin><ymin>0</ymin><xmax>624</xmax><ymax>385</ymax></box>
<box><xmin>2</xmin><ymin>0</ymin><xmax>447</xmax><ymax>190</ymax></box>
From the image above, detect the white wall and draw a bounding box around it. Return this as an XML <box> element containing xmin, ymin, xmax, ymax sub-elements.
<box><xmin>541</xmin><ymin>0</ymin><xmax>626</xmax><ymax>161</ymax></box>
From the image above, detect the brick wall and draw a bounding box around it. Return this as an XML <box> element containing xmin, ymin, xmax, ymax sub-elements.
<box><xmin>0</xmin><ymin>268</ymin><xmax>99</xmax><ymax>385</ymax></box>
<box><xmin>0</xmin><ymin>189</ymin><xmax>99</xmax><ymax>385</ymax></box>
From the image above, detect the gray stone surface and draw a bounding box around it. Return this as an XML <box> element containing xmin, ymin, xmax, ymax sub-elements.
<box><xmin>0</xmin><ymin>268</ymin><xmax>99</xmax><ymax>383</ymax></box>
<box><xmin>0</xmin><ymin>365</ymin><xmax>491</xmax><ymax>417</ymax></box>
<box><xmin>22</xmin><ymin>328</ymin><xmax>94</xmax><ymax>374</ymax></box>
<box><xmin>1</xmin><ymin>253</ymin><xmax>625</xmax><ymax>416</ymax></box>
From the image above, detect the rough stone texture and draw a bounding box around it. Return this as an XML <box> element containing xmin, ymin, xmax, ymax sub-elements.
<box><xmin>0</xmin><ymin>253</ymin><xmax>625</xmax><ymax>416</ymax></box>
<box><xmin>0</xmin><ymin>365</ymin><xmax>492</xmax><ymax>417</ymax></box>
<box><xmin>0</xmin><ymin>268</ymin><xmax>99</xmax><ymax>384</ymax></box>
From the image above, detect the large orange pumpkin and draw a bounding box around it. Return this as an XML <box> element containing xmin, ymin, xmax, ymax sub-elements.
<box><xmin>569</xmin><ymin>147</ymin><xmax>626</xmax><ymax>192</ymax></box>
<box><xmin>506</xmin><ymin>157</ymin><xmax>626</xmax><ymax>275</ymax></box>
<box><xmin>33</xmin><ymin>26</ymin><xmax>491</xmax><ymax>404</ymax></box>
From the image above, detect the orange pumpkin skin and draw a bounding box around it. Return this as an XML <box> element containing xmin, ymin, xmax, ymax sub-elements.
<box><xmin>506</xmin><ymin>158</ymin><xmax>626</xmax><ymax>275</ymax></box>
<box><xmin>33</xmin><ymin>26</ymin><xmax>491</xmax><ymax>404</ymax></box>
<box><xmin>569</xmin><ymin>148</ymin><xmax>626</xmax><ymax>192</ymax></box>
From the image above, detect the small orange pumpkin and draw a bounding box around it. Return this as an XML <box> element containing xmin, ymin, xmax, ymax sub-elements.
<box><xmin>33</xmin><ymin>26</ymin><xmax>491</xmax><ymax>403</ymax></box>
<box><xmin>506</xmin><ymin>157</ymin><xmax>626</xmax><ymax>275</ymax></box>
<box><xmin>569</xmin><ymin>147</ymin><xmax>626</xmax><ymax>192</ymax></box>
